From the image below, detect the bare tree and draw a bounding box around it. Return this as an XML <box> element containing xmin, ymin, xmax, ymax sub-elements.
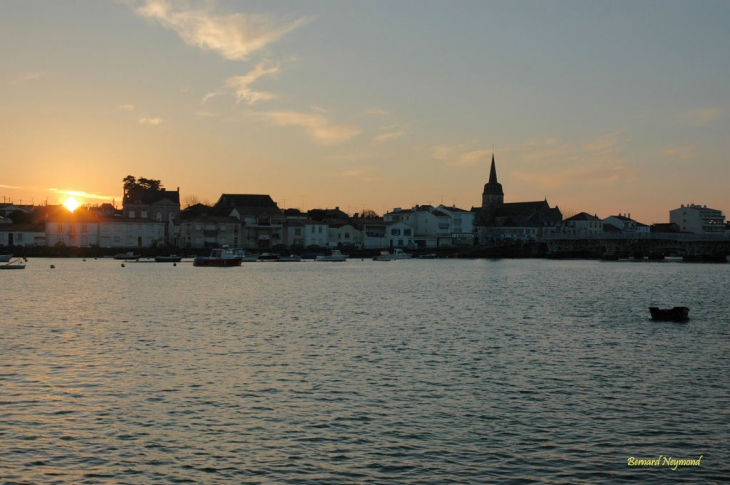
<box><xmin>183</xmin><ymin>194</ymin><xmax>201</xmax><ymax>209</ymax></box>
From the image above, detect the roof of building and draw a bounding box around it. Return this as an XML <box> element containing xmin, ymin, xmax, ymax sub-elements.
<box><xmin>493</xmin><ymin>200</ymin><xmax>562</xmax><ymax>227</ymax></box>
<box><xmin>216</xmin><ymin>194</ymin><xmax>278</xmax><ymax>208</ymax></box>
<box><xmin>564</xmin><ymin>212</ymin><xmax>601</xmax><ymax>222</ymax></box>
<box><xmin>124</xmin><ymin>189</ymin><xmax>180</xmax><ymax>205</ymax></box>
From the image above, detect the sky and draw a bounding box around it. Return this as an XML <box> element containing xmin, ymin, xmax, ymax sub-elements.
<box><xmin>1</xmin><ymin>0</ymin><xmax>729</xmax><ymax>224</ymax></box>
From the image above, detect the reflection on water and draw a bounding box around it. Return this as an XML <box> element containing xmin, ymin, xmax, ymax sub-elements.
<box><xmin>2</xmin><ymin>258</ymin><xmax>728</xmax><ymax>483</ymax></box>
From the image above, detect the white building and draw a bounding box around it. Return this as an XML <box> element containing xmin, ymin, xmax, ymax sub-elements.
<box><xmin>96</xmin><ymin>219</ymin><xmax>166</xmax><ymax>248</ymax></box>
<box><xmin>603</xmin><ymin>214</ymin><xmax>650</xmax><ymax>234</ymax></box>
<box><xmin>385</xmin><ymin>204</ymin><xmax>474</xmax><ymax>248</ymax></box>
<box><xmin>669</xmin><ymin>204</ymin><xmax>726</xmax><ymax>235</ymax></box>
<box><xmin>563</xmin><ymin>212</ymin><xmax>603</xmax><ymax>235</ymax></box>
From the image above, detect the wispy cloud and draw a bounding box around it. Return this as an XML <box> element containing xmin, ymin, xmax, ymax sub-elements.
<box><xmin>0</xmin><ymin>184</ymin><xmax>22</xmax><ymax>189</ymax></box>
<box><xmin>510</xmin><ymin>132</ymin><xmax>635</xmax><ymax>189</ymax></box>
<box><xmin>679</xmin><ymin>108</ymin><xmax>721</xmax><ymax>127</ymax></box>
<box><xmin>49</xmin><ymin>188</ymin><xmax>120</xmax><ymax>201</ymax></box>
<box><xmin>8</xmin><ymin>71</ymin><xmax>48</xmax><ymax>85</ymax></box>
<box><xmin>366</xmin><ymin>108</ymin><xmax>389</xmax><ymax>116</ymax></box>
<box><xmin>374</xmin><ymin>129</ymin><xmax>406</xmax><ymax>143</ymax></box>
<box><xmin>127</xmin><ymin>0</ymin><xmax>312</xmax><ymax>61</ymax></box>
<box><xmin>663</xmin><ymin>145</ymin><xmax>697</xmax><ymax>160</ymax></box>
<box><xmin>431</xmin><ymin>140</ymin><xmax>492</xmax><ymax>167</ymax></box>
<box><xmin>512</xmin><ymin>163</ymin><xmax>637</xmax><ymax>189</ymax></box>
<box><xmin>337</xmin><ymin>167</ymin><xmax>377</xmax><ymax>181</ymax></box>
<box><xmin>258</xmin><ymin>110</ymin><xmax>362</xmax><ymax>145</ymax></box>
<box><xmin>204</xmin><ymin>62</ymin><xmax>279</xmax><ymax>105</ymax></box>
<box><xmin>119</xmin><ymin>104</ymin><xmax>136</xmax><ymax>111</ymax></box>
<box><xmin>139</xmin><ymin>116</ymin><xmax>163</xmax><ymax>125</ymax></box>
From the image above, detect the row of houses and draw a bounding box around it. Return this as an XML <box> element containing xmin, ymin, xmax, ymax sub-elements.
<box><xmin>1</xmin><ymin>168</ymin><xmax>727</xmax><ymax>249</ymax></box>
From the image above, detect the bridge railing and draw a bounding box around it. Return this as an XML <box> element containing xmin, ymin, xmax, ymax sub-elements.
<box><xmin>540</xmin><ymin>232</ymin><xmax>728</xmax><ymax>242</ymax></box>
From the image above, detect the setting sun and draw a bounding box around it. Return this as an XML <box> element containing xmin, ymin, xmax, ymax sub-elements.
<box><xmin>63</xmin><ymin>196</ymin><xmax>81</xmax><ymax>213</ymax></box>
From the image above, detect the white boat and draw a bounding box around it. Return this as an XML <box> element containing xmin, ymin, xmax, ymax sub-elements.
<box><xmin>193</xmin><ymin>246</ymin><xmax>243</xmax><ymax>267</ymax></box>
<box><xmin>392</xmin><ymin>249</ymin><xmax>413</xmax><ymax>259</ymax></box>
<box><xmin>0</xmin><ymin>258</ymin><xmax>25</xmax><ymax>270</ymax></box>
<box><xmin>0</xmin><ymin>254</ymin><xmax>13</xmax><ymax>263</ymax></box>
<box><xmin>114</xmin><ymin>252</ymin><xmax>140</xmax><ymax>260</ymax></box>
<box><xmin>316</xmin><ymin>250</ymin><xmax>348</xmax><ymax>262</ymax></box>
<box><xmin>373</xmin><ymin>251</ymin><xmax>395</xmax><ymax>261</ymax></box>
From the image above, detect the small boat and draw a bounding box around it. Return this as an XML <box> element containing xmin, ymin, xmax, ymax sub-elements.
<box><xmin>418</xmin><ymin>253</ymin><xmax>437</xmax><ymax>259</ymax></box>
<box><xmin>649</xmin><ymin>306</ymin><xmax>690</xmax><ymax>322</ymax></box>
<box><xmin>258</xmin><ymin>253</ymin><xmax>279</xmax><ymax>261</ymax></box>
<box><xmin>392</xmin><ymin>248</ymin><xmax>413</xmax><ymax>259</ymax></box>
<box><xmin>373</xmin><ymin>251</ymin><xmax>395</xmax><ymax>261</ymax></box>
<box><xmin>114</xmin><ymin>252</ymin><xmax>140</xmax><ymax>260</ymax></box>
<box><xmin>241</xmin><ymin>253</ymin><xmax>260</xmax><ymax>262</ymax></box>
<box><xmin>154</xmin><ymin>255</ymin><xmax>182</xmax><ymax>263</ymax></box>
<box><xmin>0</xmin><ymin>253</ymin><xmax>13</xmax><ymax>263</ymax></box>
<box><xmin>277</xmin><ymin>255</ymin><xmax>301</xmax><ymax>262</ymax></box>
<box><xmin>193</xmin><ymin>246</ymin><xmax>243</xmax><ymax>267</ymax></box>
<box><xmin>0</xmin><ymin>258</ymin><xmax>26</xmax><ymax>270</ymax></box>
<box><xmin>316</xmin><ymin>249</ymin><xmax>348</xmax><ymax>262</ymax></box>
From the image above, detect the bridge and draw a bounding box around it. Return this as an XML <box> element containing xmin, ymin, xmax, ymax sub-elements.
<box><xmin>541</xmin><ymin>233</ymin><xmax>730</xmax><ymax>260</ymax></box>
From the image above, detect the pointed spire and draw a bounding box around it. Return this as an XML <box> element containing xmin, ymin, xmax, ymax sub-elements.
<box><xmin>488</xmin><ymin>153</ymin><xmax>498</xmax><ymax>184</ymax></box>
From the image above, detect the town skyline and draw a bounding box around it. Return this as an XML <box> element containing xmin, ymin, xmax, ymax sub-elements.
<box><xmin>2</xmin><ymin>1</ymin><xmax>729</xmax><ymax>225</ymax></box>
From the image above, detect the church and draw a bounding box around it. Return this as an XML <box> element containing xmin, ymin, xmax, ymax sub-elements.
<box><xmin>474</xmin><ymin>155</ymin><xmax>562</xmax><ymax>241</ymax></box>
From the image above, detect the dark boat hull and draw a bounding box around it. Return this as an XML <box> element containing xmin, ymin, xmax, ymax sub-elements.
<box><xmin>649</xmin><ymin>306</ymin><xmax>690</xmax><ymax>322</ymax></box>
<box><xmin>193</xmin><ymin>258</ymin><xmax>242</xmax><ymax>267</ymax></box>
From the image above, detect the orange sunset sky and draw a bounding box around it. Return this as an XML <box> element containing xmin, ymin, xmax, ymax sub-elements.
<box><xmin>1</xmin><ymin>0</ymin><xmax>729</xmax><ymax>224</ymax></box>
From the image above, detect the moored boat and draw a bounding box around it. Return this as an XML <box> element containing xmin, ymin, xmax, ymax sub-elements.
<box><xmin>0</xmin><ymin>253</ymin><xmax>13</xmax><ymax>263</ymax></box>
<box><xmin>193</xmin><ymin>246</ymin><xmax>243</xmax><ymax>267</ymax></box>
<box><xmin>277</xmin><ymin>255</ymin><xmax>301</xmax><ymax>262</ymax></box>
<box><xmin>316</xmin><ymin>249</ymin><xmax>348</xmax><ymax>262</ymax></box>
<box><xmin>154</xmin><ymin>255</ymin><xmax>182</xmax><ymax>263</ymax></box>
<box><xmin>418</xmin><ymin>253</ymin><xmax>437</xmax><ymax>259</ymax></box>
<box><xmin>373</xmin><ymin>251</ymin><xmax>395</xmax><ymax>261</ymax></box>
<box><xmin>114</xmin><ymin>252</ymin><xmax>140</xmax><ymax>260</ymax></box>
<box><xmin>0</xmin><ymin>258</ymin><xmax>26</xmax><ymax>270</ymax></box>
<box><xmin>649</xmin><ymin>306</ymin><xmax>690</xmax><ymax>322</ymax></box>
<box><xmin>392</xmin><ymin>248</ymin><xmax>413</xmax><ymax>259</ymax></box>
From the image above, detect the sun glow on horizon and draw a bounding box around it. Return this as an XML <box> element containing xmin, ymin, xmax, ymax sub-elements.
<box><xmin>63</xmin><ymin>196</ymin><xmax>81</xmax><ymax>213</ymax></box>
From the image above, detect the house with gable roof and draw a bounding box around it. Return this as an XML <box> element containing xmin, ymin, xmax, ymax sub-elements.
<box><xmin>563</xmin><ymin>212</ymin><xmax>603</xmax><ymax>235</ymax></box>
<box><xmin>215</xmin><ymin>194</ymin><xmax>285</xmax><ymax>249</ymax></box>
<box><xmin>603</xmin><ymin>214</ymin><xmax>649</xmax><ymax>234</ymax></box>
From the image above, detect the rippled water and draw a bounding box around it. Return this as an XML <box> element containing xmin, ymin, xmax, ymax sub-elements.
<box><xmin>2</xmin><ymin>258</ymin><xmax>728</xmax><ymax>483</ymax></box>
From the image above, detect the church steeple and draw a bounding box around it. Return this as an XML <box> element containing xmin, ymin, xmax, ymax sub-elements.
<box><xmin>482</xmin><ymin>153</ymin><xmax>504</xmax><ymax>209</ymax></box>
<box><xmin>488</xmin><ymin>154</ymin><xmax>498</xmax><ymax>185</ymax></box>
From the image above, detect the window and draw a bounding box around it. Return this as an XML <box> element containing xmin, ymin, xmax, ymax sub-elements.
<box><xmin>129</xmin><ymin>210</ymin><xmax>135</xmax><ymax>218</ymax></box>
<box><xmin>220</xmin><ymin>225</ymin><xmax>226</xmax><ymax>231</ymax></box>
<box><xmin>404</xmin><ymin>229</ymin><xmax>411</xmax><ymax>236</ymax></box>
<box><xmin>318</xmin><ymin>226</ymin><xmax>323</xmax><ymax>234</ymax></box>
<box><xmin>81</xmin><ymin>224</ymin><xmax>88</xmax><ymax>233</ymax></box>
<box><xmin>57</xmin><ymin>224</ymin><xmax>63</xmax><ymax>233</ymax></box>
<box><xmin>345</xmin><ymin>232</ymin><xmax>350</xmax><ymax>239</ymax></box>
<box><xmin>295</xmin><ymin>228</ymin><xmax>302</xmax><ymax>236</ymax></box>
<box><xmin>391</xmin><ymin>228</ymin><xmax>401</xmax><ymax>236</ymax></box>
<box><xmin>141</xmin><ymin>211</ymin><xmax>148</xmax><ymax>219</ymax></box>
<box><xmin>157</xmin><ymin>212</ymin><xmax>162</xmax><ymax>221</ymax></box>
<box><xmin>16</xmin><ymin>233</ymin><xmax>23</xmax><ymax>241</ymax></box>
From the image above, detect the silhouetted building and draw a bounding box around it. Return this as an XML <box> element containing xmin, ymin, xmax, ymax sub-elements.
<box><xmin>475</xmin><ymin>155</ymin><xmax>562</xmax><ymax>241</ymax></box>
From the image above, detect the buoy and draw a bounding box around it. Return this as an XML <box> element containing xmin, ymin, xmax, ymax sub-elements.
<box><xmin>83</xmin><ymin>258</ymin><xmax>86</xmax><ymax>262</ymax></box>
<box><xmin>173</xmin><ymin>262</ymin><xmax>177</xmax><ymax>266</ymax></box>
<box><xmin>121</xmin><ymin>263</ymin><xmax>125</xmax><ymax>267</ymax></box>
<box><xmin>50</xmin><ymin>264</ymin><xmax>55</xmax><ymax>269</ymax></box>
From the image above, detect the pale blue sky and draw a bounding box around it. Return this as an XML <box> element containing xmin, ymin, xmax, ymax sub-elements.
<box><xmin>1</xmin><ymin>0</ymin><xmax>728</xmax><ymax>223</ymax></box>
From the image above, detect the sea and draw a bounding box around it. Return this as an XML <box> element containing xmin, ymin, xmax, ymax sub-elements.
<box><xmin>1</xmin><ymin>257</ymin><xmax>728</xmax><ymax>484</ymax></box>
